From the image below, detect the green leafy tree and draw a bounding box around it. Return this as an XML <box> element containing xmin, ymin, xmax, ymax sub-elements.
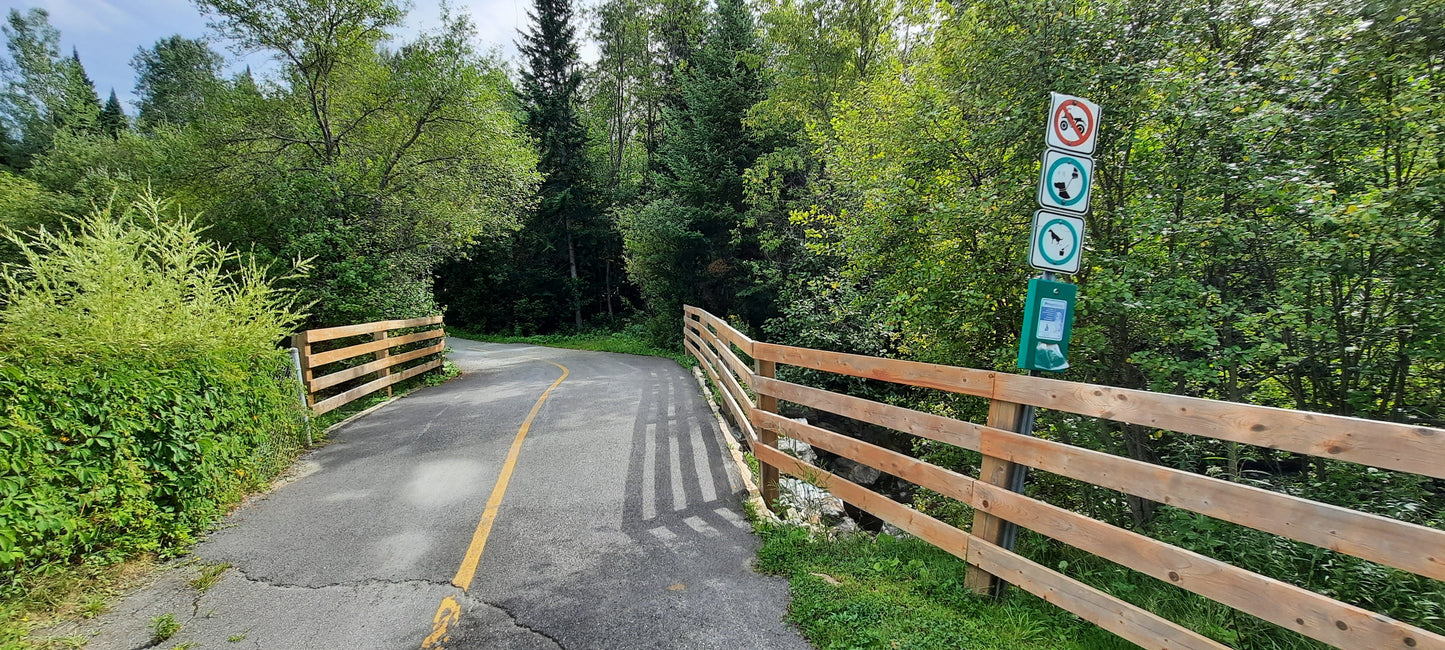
<box><xmin>192</xmin><ymin>0</ymin><xmax>539</xmax><ymax>325</ymax></box>
<box><xmin>131</xmin><ymin>35</ymin><xmax>224</xmax><ymax>130</ymax></box>
<box><xmin>0</xmin><ymin>9</ymin><xmax>101</xmax><ymax>166</ymax></box>
<box><xmin>587</xmin><ymin>0</ymin><xmax>652</xmax><ymax>197</ymax></box>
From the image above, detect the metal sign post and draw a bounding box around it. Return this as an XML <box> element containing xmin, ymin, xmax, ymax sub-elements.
<box><xmin>996</xmin><ymin>93</ymin><xmax>1101</xmax><ymax>577</ymax></box>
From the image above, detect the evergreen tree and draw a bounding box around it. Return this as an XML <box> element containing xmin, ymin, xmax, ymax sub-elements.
<box><xmin>0</xmin><ymin>127</ymin><xmax>17</xmax><ymax>172</ymax></box>
<box><xmin>99</xmin><ymin>89</ymin><xmax>126</xmax><ymax>137</ymax></box>
<box><xmin>53</xmin><ymin>48</ymin><xmax>102</xmax><ymax>134</ymax></box>
<box><xmin>518</xmin><ymin>0</ymin><xmax>596</xmax><ymax>330</ymax></box>
<box><xmin>0</xmin><ymin>9</ymin><xmax>99</xmax><ymax>166</ymax></box>
<box><xmin>233</xmin><ymin>66</ymin><xmax>260</xmax><ymax>97</ymax></box>
<box><xmin>644</xmin><ymin>0</ymin><xmax>705</xmax><ymax>170</ymax></box>
<box><xmin>617</xmin><ymin>0</ymin><xmax>769</xmax><ymax>325</ymax></box>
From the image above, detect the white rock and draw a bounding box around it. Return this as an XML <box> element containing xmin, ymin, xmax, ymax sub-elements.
<box><xmin>778</xmin><ymin>432</ymin><xmax>817</xmax><ymax>465</ymax></box>
<box><xmin>779</xmin><ymin>477</ymin><xmax>848</xmax><ymax>528</ymax></box>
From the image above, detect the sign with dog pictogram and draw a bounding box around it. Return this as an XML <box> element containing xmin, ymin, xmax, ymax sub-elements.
<box><xmin>1029</xmin><ymin>210</ymin><xmax>1084</xmax><ymax>274</ymax></box>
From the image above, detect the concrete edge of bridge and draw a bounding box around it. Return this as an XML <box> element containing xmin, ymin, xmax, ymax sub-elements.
<box><xmin>691</xmin><ymin>366</ymin><xmax>778</xmax><ymax>525</ymax></box>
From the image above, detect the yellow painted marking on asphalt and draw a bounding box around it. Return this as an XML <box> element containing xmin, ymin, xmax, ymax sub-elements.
<box><xmin>422</xmin><ymin>360</ymin><xmax>569</xmax><ymax>649</ymax></box>
<box><xmin>421</xmin><ymin>596</ymin><xmax>461</xmax><ymax>649</ymax></box>
<box><xmin>454</xmin><ymin>360</ymin><xmax>569</xmax><ymax>589</ymax></box>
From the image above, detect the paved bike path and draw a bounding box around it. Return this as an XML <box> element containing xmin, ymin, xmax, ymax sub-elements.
<box><xmin>67</xmin><ymin>340</ymin><xmax>807</xmax><ymax>649</ymax></box>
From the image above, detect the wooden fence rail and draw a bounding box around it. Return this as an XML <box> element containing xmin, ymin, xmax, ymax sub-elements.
<box><xmin>293</xmin><ymin>315</ymin><xmax>446</xmax><ymax>415</ymax></box>
<box><xmin>682</xmin><ymin>305</ymin><xmax>1445</xmax><ymax>650</ymax></box>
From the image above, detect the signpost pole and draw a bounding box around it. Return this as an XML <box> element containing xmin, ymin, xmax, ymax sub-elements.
<box><xmin>993</xmin><ymin>270</ymin><xmax>1052</xmax><ymax>596</ymax></box>
<box><xmin>995</xmin><ymin>92</ymin><xmax>1099</xmax><ymax>596</ymax></box>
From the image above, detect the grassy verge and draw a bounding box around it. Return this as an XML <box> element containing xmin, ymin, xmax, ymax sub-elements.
<box><xmin>753</xmin><ymin>523</ymin><xmax>1130</xmax><ymax>650</ymax></box>
<box><xmin>449</xmin><ymin>328</ymin><xmax>694</xmax><ymax>368</ymax></box>
<box><xmin>309</xmin><ymin>359</ymin><xmax>461</xmax><ymax>436</ymax></box>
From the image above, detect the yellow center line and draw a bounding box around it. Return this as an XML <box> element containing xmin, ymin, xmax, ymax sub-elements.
<box><xmin>424</xmin><ymin>360</ymin><xmax>569</xmax><ymax>649</ymax></box>
<box><xmin>450</xmin><ymin>360</ymin><xmax>569</xmax><ymax>590</ymax></box>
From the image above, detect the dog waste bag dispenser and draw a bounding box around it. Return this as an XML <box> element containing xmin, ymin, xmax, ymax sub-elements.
<box><xmin>1017</xmin><ymin>278</ymin><xmax>1076</xmax><ymax>372</ymax></box>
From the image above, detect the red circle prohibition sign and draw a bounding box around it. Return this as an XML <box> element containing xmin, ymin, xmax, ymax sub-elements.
<box><xmin>1053</xmin><ymin>99</ymin><xmax>1094</xmax><ymax>148</ymax></box>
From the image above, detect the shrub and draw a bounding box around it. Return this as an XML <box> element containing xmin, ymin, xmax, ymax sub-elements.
<box><xmin>0</xmin><ymin>195</ymin><xmax>307</xmax><ymax>586</ymax></box>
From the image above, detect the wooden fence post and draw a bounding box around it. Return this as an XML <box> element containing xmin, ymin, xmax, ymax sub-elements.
<box><xmin>964</xmin><ymin>398</ymin><xmax>1028</xmax><ymax>594</ymax></box>
<box><xmin>291</xmin><ymin>332</ymin><xmax>314</xmax><ymax>407</ymax></box>
<box><xmin>756</xmin><ymin>358</ymin><xmax>781</xmax><ymax>512</ymax></box>
<box><xmin>374</xmin><ymin>329</ymin><xmax>391</xmax><ymax>397</ymax></box>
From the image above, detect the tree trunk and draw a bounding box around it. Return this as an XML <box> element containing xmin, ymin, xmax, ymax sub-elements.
<box><xmin>567</xmin><ymin>228</ymin><xmax>582</xmax><ymax>330</ymax></box>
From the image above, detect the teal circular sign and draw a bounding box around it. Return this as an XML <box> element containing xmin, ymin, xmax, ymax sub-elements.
<box><xmin>1046</xmin><ymin>156</ymin><xmax>1089</xmax><ymax>207</ymax></box>
<box><xmin>1037</xmin><ymin>218</ymin><xmax>1079</xmax><ymax>266</ymax></box>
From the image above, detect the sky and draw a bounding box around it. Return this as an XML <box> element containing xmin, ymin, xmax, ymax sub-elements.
<box><xmin>0</xmin><ymin>0</ymin><xmax>567</xmax><ymax>113</ymax></box>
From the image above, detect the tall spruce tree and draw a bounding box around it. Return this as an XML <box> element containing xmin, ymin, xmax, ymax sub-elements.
<box><xmin>0</xmin><ymin>9</ymin><xmax>101</xmax><ymax>166</ymax></box>
<box><xmin>518</xmin><ymin>0</ymin><xmax>593</xmax><ymax>330</ymax></box>
<box><xmin>99</xmin><ymin>89</ymin><xmax>126</xmax><ymax>137</ymax></box>
<box><xmin>56</xmin><ymin>48</ymin><xmax>102</xmax><ymax>133</ymax></box>
<box><xmin>617</xmin><ymin>0</ymin><xmax>770</xmax><ymax>325</ymax></box>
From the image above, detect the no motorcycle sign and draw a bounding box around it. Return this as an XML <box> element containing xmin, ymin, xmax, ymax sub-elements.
<box><xmin>1045</xmin><ymin>92</ymin><xmax>1101</xmax><ymax>155</ymax></box>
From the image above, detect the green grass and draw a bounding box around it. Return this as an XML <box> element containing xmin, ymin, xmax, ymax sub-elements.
<box><xmin>189</xmin><ymin>563</ymin><xmax>230</xmax><ymax>593</ymax></box>
<box><xmin>450</xmin><ymin>328</ymin><xmax>695</xmax><ymax>368</ymax></box>
<box><xmin>148</xmin><ymin>613</ymin><xmax>179</xmax><ymax>645</ymax></box>
<box><xmin>753</xmin><ymin>523</ymin><xmax>1131</xmax><ymax>650</ymax></box>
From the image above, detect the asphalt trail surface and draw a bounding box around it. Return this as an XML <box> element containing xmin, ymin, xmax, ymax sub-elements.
<box><xmin>69</xmin><ymin>340</ymin><xmax>807</xmax><ymax>649</ymax></box>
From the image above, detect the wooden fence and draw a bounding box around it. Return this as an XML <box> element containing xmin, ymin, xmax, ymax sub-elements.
<box><xmin>293</xmin><ymin>315</ymin><xmax>446</xmax><ymax>415</ymax></box>
<box><xmin>683</xmin><ymin>305</ymin><xmax>1445</xmax><ymax>650</ymax></box>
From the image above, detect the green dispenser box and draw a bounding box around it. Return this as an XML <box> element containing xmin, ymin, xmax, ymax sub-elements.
<box><xmin>1016</xmin><ymin>278</ymin><xmax>1076</xmax><ymax>372</ymax></box>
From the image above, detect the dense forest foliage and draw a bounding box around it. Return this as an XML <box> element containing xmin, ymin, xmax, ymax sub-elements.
<box><xmin>1</xmin><ymin>0</ymin><xmax>1443</xmax><ymax>646</ymax></box>
<box><xmin>3</xmin><ymin>0</ymin><xmax>1439</xmax><ymax>428</ymax></box>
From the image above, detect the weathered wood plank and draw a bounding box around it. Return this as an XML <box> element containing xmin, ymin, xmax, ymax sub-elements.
<box><xmin>992</xmin><ymin>373</ymin><xmax>1445</xmax><ymax>480</ymax></box>
<box><xmin>308</xmin><ymin>328</ymin><xmax>445</xmax><ymax>367</ymax></box>
<box><xmin>373</xmin><ymin>331</ymin><xmax>392</xmax><ymax>398</ymax></box>
<box><xmin>688</xmin><ymin>306</ymin><xmax>1445</xmax><ymax>649</ymax></box>
<box><xmin>756</xmin><ymin>359</ymin><xmax>781</xmax><ymax>511</ymax></box>
<box><xmin>686</xmin><ymin>335</ymin><xmax>757</xmax><ymax>446</ymax></box>
<box><xmin>756</xmin><ymin>444</ymin><xmax>1228</xmax><ymax>650</ymax></box>
<box><xmin>693</xmin><ymin>318</ymin><xmax>754</xmax><ymax>386</ymax></box>
<box><xmin>971</xmin><ymin>480</ymin><xmax>1445</xmax><ymax>650</ymax></box>
<box><xmin>713</xmin><ymin>306</ymin><xmax>1445</xmax><ymax>480</ymax></box>
<box><xmin>966</xmin><ymin>399</ymin><xmax>1026</xmax><ymax>594</ymax></box>
<box><xmin>309</xmin><ymin>341</ymin><xmax>445</xmax><ymax>392</ymax></box>
<box><xmin>303</xmin><ymin>315</ymin><xmax>443</xmax><ymax>343</ymax></box>
<box><xmin>291</xmin><ymin>333</ymin><xmax>313</xmax><ymax>407</ymax></box>
<box><xmin>311</xmin><ymin>358</ymin><xmax>441</xmax><ymax>415</ymax></box>
<box><xmin>755</xmin><ymin>444</ymin><xmax>972</xmax><ymax>561</ymax></box>
<box><xmin>755</xmin><ymin>374</ymin><xmax>1445</xmax><ymax>580</ymax></box>
<box><xmin>751</xmin><ymin>375</ymin><xmax>982</xmax><ymax>451</ymax></box>
<box><xmin>979</xmin><ymin>427</ymin><xmax>1445</xmax><ymax>581</ymax></box>
<box><xmin>751</xmin><ymin>410</ymin><xmax>973</xmax><ymax>505</ymax></box>
<box><xmin>690</xmin><ymin>307</ymin><xmax>755</xmax><ymax>357</ymax></box>
<box><xmin>751</xmin><ymin>341</ymin><xmax>996</xmax><ymax>398</ymax></box>
<box><xmin>967</xmin><ymin>541</ymin><xmax>1231</xmax><ymax>650</ymax></box>
<box><xmin>755</xmin><ymin>409</ymin><xmax>1445</xmax><ymax>650</ymax></box>
<box><xmin>687</xmin><ymin>327</ymin><xmax>754</xmax><ymax>411</ymax></box>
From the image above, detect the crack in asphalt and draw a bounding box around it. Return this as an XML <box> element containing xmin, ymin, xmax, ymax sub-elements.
<box><xmin>226</xmin><ymin>566</ymin><xmax>457</xmax><ymax>591</ymax></box>
<box><xmin>222</xmin><ymin>567</ymin><xmax>567</xmax><ymax>648</ymax></box>
<box><xmin>483</xmin><ymin>598</ymin><xmax>566</xmax><ymax>649</ymax></box>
